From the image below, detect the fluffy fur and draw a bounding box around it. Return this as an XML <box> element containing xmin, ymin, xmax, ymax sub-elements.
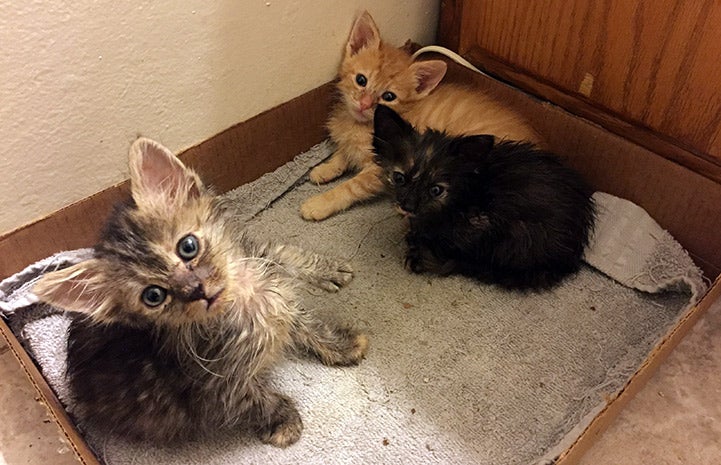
<box><xmin>372</xmin><ymin>105</ymin><xmax>595</xmax><ymax>290</ymax></box>
<box><xmin>33</xmin><ymin>138</ymin><xmax>368</xmax><ymax>445</ymax></box>
<box><xmin>300</xmin><ymin>11</ymin><xmax>542</xmax><ymax>221</ymax></box>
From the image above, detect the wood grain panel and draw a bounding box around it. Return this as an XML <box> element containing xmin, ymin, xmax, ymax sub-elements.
<box><xmin>454</xmin><ymin>0</ymin><xmax>721</xmax><ymax>165</ymax></box>
<box><xmin>438</xmin><ymin>0</ymin><xmax>463</xmax><ymax>50</ymax></box>
<box><xmin>459</xmin><ymin>46</ymin><xmax>721</xmax><ymax>184</ymax></box>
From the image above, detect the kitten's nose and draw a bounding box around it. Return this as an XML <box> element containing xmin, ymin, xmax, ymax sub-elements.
<box><xmin>359</xmin><ymin>93</ymin><xmax>374</xmax><ymax>111</ymax></box>
<box><xmin>399</xmin><ymin>199</ymin><xmax>416</xmax><ymax>215</ymax></box>
<box><xmin>184</xmin><ymin>283</ymin><xmax>206</xmax><ymax>302</ymax></box>
<box><xmin>170</xmin><ymin>271</ymin><xmax>206</xmax><ymax>302</ymax></box>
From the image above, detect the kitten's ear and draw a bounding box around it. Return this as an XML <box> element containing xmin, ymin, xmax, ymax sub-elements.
<box><xmin>373</xmin><ymin>105</ymin><xmax>414</xmax><ymax>145</ymax></box>
<box><xmin>33</xmin><ymin>260</ymin><xmax>109</xmax><ymax>314</ymax></box>
<box><xmin>410</xmin><ymin>60</ymin><xmax>447</xmax><ymax>97</ymax></box>
<box><xmin>346</xmin><ymin>11</ymin><xmax>381</xmax><ymax>56</ymax></box>
<box><xmin>128</xmin><ymin>137</ymin><xmax>203</xmax><ymax>206</ymax></box>
<box><xmin>451</xmin><ymin>135</ymin><xmax>495</xmax><ymax>157</ymax></box>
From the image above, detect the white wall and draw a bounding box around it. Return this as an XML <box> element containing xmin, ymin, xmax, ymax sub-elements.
<box><xmin>0</xmin><ymin>1</ymin><xmax>439</xmax><ymax>235</ymax></box>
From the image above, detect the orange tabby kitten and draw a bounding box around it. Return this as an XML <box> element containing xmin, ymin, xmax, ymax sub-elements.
<box><xmin>299</xmin><ymin>11</ymin><xmax>543</xmax><ymax>221</ymax></box>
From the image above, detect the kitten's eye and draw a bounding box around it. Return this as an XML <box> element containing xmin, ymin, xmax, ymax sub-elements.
<box><xmin>381</xmin><ymin>91</ymin><xmax>397</xmax><ymax>102</ymax></box>
<box><xmin>177</xmin><ymin>234</ymin><xmax>199</xmax><ymax>260</ymax></box>
<box><xmin>355</xmin><ymin>73</ymin><xmax>367</xmax><ymax>87</ymax></box>
<box><xmin>141</xmin><ymin>285</ymin><xmax>167</xmax><ymax>308</ymax></box>
<box><xmin>392</xmin><ymin>171</ymin><xmax>406</xmax><ymax>185</ymax></box>
<box><xmin>429</xmin><ymin>185</ymin><xmax>444</xmax><ymax>197</ymax></box>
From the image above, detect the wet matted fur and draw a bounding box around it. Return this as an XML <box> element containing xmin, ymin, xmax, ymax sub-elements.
<box><xmin>372</xmin><ymin>105</ymin><xmax>596</xmax><ymax>289</ymax></box>
<box><xmin>32</xmin><ymin>138</ymin><xmax>368</xmax><ymax>446</ymax></box>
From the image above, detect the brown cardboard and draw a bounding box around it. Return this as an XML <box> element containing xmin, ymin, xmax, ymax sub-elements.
<box><xmin>1</xmin><ymin>73</ymin><xmax>719</xmax><ymax>463</ymax></box>
<box><xmin>0</xmin><ymin>317</ymin><xmax>100</xmax><ymax>465</ymax></box>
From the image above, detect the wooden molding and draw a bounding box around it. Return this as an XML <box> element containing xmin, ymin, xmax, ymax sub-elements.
<box><xmin>442</xmin><ymin>0</ymin><xmax>721</xmax><ymax>172</ymax></box>
<box><xmin>437</xmin><ymin>0</ymin><xmax>721</xmax><ymax>183</ymax></box>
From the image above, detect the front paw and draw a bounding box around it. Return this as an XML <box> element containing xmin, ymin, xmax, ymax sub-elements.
<box><xmin>316</xmin><ymin>328</ymin><xmax>369</xmax><ymax>367</ymax></box>
<box><xmin>258</xmin><ymin>396</ymin><xmax>303</xmax><ymax>448</ymax></box>
<box><xmin>309</xmin><ymin>163</ymin><xmax>343</xmax><ymax>184</ymax></box>
<box><xmin>404</xmin><ymin>249</ymin><xmax>425</xmax><ymax>273</ymax></box>
<box><xmin>340</xmin><ymin>332</ymin><xmax>369</xmax><ymax>366</ymax></box>
<box><xmin>309</xmin><ymin>259</ymin><xmax>353</xmax><ymax>292</ymax></box>
<box><xmin>300</xmin><ymin>195</ymin><xmax>337</xmax><ymax>221</ymax></box>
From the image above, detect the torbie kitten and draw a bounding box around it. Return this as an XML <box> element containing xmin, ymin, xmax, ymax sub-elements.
<box><xmin>33</xmin><ymin>138</ymin><xmax>368</xmax><ymax>446</ymax></box>
<box><xmin>300</xmin><ymin>10</ymin><xmax>541</xmax><ymax>221</ymax></box>
<box><xmin>372</xmin><ymin>105</ymin><xmax>595</xmax><ymax>290</ymax></box>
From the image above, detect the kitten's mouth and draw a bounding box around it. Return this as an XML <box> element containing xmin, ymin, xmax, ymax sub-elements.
<box><xmin>349</xmin><ymin>102</ymin><xmax>373</xmax><ymax>122</ymax></box>
<box><xmin>395</xmin><ymin>205</ymin><xmax>414</xmax><ymax>218</ymax></box>
<box><xmin>353</xmin><ymin>108</ymin><xmax>372</xmax><ymax>122</ymax></box>
<box><xmin>204</xmin><ymin>288</ymin><xmax>224</xmax><ymax>310</ymax></box>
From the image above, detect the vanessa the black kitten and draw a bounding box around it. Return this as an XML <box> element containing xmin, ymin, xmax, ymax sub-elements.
<box><xmin>33</xmin><ymin>138</ymin><xmax>368</xmax><ymax>446</ymax></box>
<box><xmin>372</xmin><ymin>105</ymin><xmax>596</xmax><ymax>290</ymax></box>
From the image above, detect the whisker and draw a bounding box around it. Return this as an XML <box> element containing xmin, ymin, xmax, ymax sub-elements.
<box><xmin>176</xmin><ymin>325</ymin><xmax>226</xmax><ymax>379</ymax></box>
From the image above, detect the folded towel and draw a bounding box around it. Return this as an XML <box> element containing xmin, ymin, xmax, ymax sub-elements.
<box><xmin>1</xmin><ymin>141</ymin><xmax>706</xmax><ymax>465</ymax></box>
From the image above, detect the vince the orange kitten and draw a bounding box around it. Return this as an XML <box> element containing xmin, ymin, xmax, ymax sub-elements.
<box><xmin>300</xmin><ymin>11</ymin><xmax>542</xmax><ymax>221</ymax></box>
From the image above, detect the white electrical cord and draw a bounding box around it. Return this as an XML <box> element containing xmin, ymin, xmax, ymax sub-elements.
<box><xmin>411</xmin><ymin>45</ymin><xmax>490</xmax><ymax>78</ymax></box>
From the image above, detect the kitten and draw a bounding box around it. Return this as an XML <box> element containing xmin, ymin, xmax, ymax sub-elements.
<box><xmin>33</xmin><ymin>138</ymin><xmax>368</xmax><ymax>446</ymax></box>
<box><xmin>372</xmin><ymin>105</ymin><xmax>595</xmax><ymax>290</ymax></box>
<box><xmin>300</xmin><ymin>11</ymin><xmax>541</xmax><ymax>221</ymax></box>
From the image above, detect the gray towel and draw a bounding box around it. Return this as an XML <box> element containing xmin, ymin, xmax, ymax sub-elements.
<box><xmin>0</xmin><ymin>141</ymin><xmax>707</xmax><ymax>465</ymax></box>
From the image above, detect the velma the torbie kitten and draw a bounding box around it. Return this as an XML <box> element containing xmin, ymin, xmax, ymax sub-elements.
<box><xmin>373</xmin><ymin>106</ymin><xmax>595</xmax><ymax>290</ymax></box>
<box><xmin>33</xmin><ymin>138</ymin><xmax>368</xmax><ymax>446</ymax></box>
<box><xmin>300</xmin><ymin>11</ymin><xmax>542</xmax><ymax>221</ymax></box>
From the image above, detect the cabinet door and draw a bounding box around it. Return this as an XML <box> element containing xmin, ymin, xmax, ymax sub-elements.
<box><xmin>440</xmin><ymin>0</ymin><xmax>721</xmax><ymax>181</ymax></box>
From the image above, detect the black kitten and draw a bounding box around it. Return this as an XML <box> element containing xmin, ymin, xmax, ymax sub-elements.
<box><xmin>372</xmin><ymin>105</ymin><xmax>596</xmax><ymax>290</ymax></box>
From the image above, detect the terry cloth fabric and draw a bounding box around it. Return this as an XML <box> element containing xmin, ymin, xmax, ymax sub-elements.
<box><xmin>0</xmin><ymin>141</ymin><xmax>707</xmax><ymax>465</ymax></box>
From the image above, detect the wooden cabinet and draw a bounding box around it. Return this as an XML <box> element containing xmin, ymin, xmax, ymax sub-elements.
<box><xmin>439</xmin><ymin>0</ymin><xmax>721</xmax><ymax>182</ymax></box>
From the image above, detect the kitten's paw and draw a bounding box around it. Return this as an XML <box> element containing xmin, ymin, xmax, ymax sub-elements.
<box><xmin>258</xmin><ymin>397</ymin><xmax>303</xmax><ymax>448</ymax></box>
<box><xmin>345</xmin><ymin>332</ymin><xmax>370</xmax><ymax>365</ymax></box>
<box><xmin>404</xmin><ymin>252</ymin><xmax>425</xmax><ymax>273</ymax></box>
<box><xmin>317</xmin><ymin>329</ymin><xmax>369</xmax><ymax>366</ymax></box>
<box><xmin>261</xmin><ymin>419</ymin><xmax>303</xmax><ymax>448</ymax></box>
<box><xmin>310</xmin><ymin>259</ymin><xmax>353</xmax><ymax>292</ymax></box>
<box><xmin>300</xmin><ymin>196</ymin><xmax>338</xmax><ymax>221</ymax></box>
<box><xmin>309</xmin><ymin>163</ymin><xmax>343</xmax><ymax>184</ymax></box>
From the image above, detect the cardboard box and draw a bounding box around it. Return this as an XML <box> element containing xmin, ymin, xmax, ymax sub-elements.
<box><xmin>1</xmin><ymin>40</ymin><xmax>720</xmax><ymax>465</ymax></box>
